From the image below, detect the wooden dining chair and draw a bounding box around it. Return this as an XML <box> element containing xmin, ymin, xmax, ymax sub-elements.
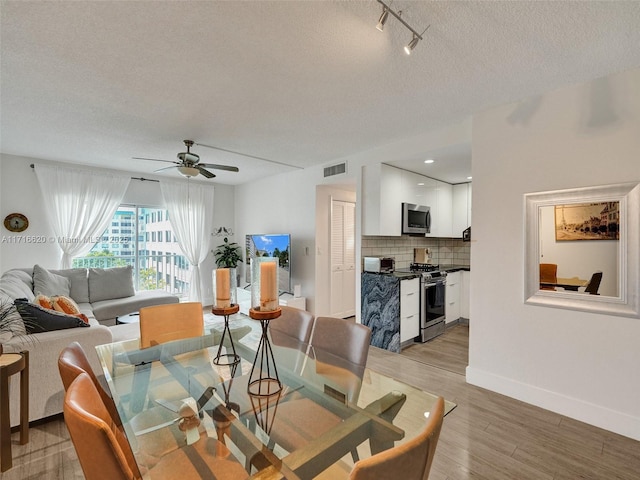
<box><xmin>58</xmin><ymin>341</ymin><xmax>121</xmax><ymax>427</ymax></box>
<box><xmin>139</xmin><ymin>302</ymin><xmax>204</xmax><ymax>348</ymax></box>
<box><xmin>349</xmin><ymin>396</ymin><xmax>445</xmax><ymax>480</ymax></box>
<box><xmin>584</xmin><ymin>271</ymin><xmax>603</xmax><ymax>295</ymax></box>
<box><xmin>540</xmin><ymin>263</ymin><xmax>558</xmax><ymax>290</ymax></box>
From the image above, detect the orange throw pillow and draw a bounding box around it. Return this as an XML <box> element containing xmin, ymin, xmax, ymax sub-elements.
<box><xmin>52</xmin><ymin>295</ymin><xmax>89</xmax><ymax>325</ymax></box>
<box><xmin>35</xmin><ymin>294</ymin><xmax>54</xmax><ymax>310</ymax></box>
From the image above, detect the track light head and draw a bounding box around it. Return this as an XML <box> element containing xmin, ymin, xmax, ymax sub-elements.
<box><xmin>404</xmin><ymin>34</ymin><xmax>419</xmax><ymax>55</ymax></box>
<box><xmin>376</xmin><ymin>7</ymin><xmax>389</xmax><ymax>31</ymax></box>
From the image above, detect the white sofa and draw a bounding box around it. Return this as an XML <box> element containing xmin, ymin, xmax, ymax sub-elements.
<box><xmin>0</xmin><ymin>265</ymin><xmax>178</xmax><ymax>426</ymax></box>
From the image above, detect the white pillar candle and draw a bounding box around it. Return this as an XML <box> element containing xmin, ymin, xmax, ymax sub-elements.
<box><xmin>216</xmin><ymin>268</ymin><xmax>230</xmax><ymax>308</ymax></box>
<box><xmin>260</xmin><ymin>261</ymin><xmax>277</xmax><ymax>310</ymax></box>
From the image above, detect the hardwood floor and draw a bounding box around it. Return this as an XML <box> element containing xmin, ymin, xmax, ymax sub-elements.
<box><xmin>3</xmin><ymin>325</ymin><xmax>639</xmax><ymax>479</ymax></box>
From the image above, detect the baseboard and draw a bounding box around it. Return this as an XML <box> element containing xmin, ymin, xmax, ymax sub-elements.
<box><xmin>466</xmin><ymin>366</ymin><xmax>640</xmax><ymax>441</ymax></box>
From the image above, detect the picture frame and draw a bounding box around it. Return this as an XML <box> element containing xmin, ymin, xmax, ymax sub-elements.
<box><xmin>554</xmin><ymin>201</ymin><xmax>620</xmax><ymax>241</ymax></box>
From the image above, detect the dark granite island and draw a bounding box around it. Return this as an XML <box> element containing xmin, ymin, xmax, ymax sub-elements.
<box><xmin>361</xmin><ymin>272</ymin><xmax>401</xmax><ymax>353</ymax></box>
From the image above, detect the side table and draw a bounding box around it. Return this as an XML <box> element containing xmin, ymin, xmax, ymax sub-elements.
<box><xmin>0</xmin><ymin>350</ymin><xmax>29</xmax><ymax>472</ymax></box>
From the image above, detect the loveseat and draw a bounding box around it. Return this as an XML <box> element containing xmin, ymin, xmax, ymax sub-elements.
<box><xmin>0</xmin><ymin>264</ymin><xmax>179</xmax><ymax>426</ymax></box>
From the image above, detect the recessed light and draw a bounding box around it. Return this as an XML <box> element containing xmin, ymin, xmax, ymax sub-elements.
<box><xmin>467</xmin><ymin>176</ymin><xmax>473</xmax><ymax>180</ymax></box>
<box><xmin>418</xmin><ymin>182</ymin><xmax>424</xmax><ymax>186</ymax></box>
<box><xmin>424</xmin><ymin>159</ymin><xmax>434</xmax><ymax>164</ymax></box>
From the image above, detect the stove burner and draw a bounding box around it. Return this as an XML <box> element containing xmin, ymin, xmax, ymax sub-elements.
<box><xmin>409</xmin><ymin>263</ymin><xmax>440</xmax><ymax>272</ymax></box>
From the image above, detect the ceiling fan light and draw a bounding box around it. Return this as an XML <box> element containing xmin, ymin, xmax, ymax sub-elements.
<box><xmin>177</xmin><ymin>166</ymin><xmax>199</xmax><ymax>178</ymax></box>
<box><xmin>376</xmin><ymin>8</ymin><xmax>389</xmax><ymax>31</ymax></box>
<box><xmin>404</xmin><ymin>35</ymin><xmax>419</xmax><ymax>55</ymax></box>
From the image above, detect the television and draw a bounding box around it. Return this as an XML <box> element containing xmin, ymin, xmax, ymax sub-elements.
<box><xmin>245</xmin><ymin>233</ymin><xmax>291</xmax><ymax>294</ymax></box>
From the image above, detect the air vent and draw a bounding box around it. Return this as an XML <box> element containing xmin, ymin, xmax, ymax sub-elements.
<box><xmin>324</xmin><ymin>162</ymin><xmax>347</xmax><ymax>177</ymax></box>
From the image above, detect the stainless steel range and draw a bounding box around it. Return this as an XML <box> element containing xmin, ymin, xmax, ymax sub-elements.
<box><xmin>410</xmin><ymin>263</ymin><xmax>447</xmax><ymax>342</ymax></box>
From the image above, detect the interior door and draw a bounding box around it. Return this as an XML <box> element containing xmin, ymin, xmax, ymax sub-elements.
<box><xmin>330</xmin><ymin>199</ymin><xmax>356</xmax><ymax>318</ymax></box>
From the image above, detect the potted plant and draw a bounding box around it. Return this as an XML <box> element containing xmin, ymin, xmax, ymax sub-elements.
<box><xmin>213</xmin><ymin>237</ymin><xmax>243</xmax><ymax>269</ymax></box>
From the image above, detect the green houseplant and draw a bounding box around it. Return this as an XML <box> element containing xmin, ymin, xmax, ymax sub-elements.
<box><xmin>213</xmin><ymin>237</ymin><xmax>243</xmax><ymax>268</ymax></box>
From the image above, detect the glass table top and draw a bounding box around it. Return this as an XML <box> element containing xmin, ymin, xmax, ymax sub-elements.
<box><xmin>95</xmin><ymin>312</ymin><xmax>455</xmax><ymax>479</ymax></box>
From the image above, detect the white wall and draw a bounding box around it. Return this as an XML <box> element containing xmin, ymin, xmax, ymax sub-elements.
<box><xmin>468</xmin><ymin>67</ymin><xmax>640</xmax><ymax>440</ymax></box>
<box><xmin>0</xmin><ymin>154</ymin><xmax>235</xmax><ymax>304</ymax></box>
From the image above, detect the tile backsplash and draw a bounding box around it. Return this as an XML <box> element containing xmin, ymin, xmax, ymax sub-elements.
<box><xmin>361</xmin><ymin>236</ymin><xmax>470</xmax><ymax>269</ymax></box>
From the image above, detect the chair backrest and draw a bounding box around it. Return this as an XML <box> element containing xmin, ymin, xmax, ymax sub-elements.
<box><xmin>269</xmin><ymin>305</ymin><xmax>315</xmax><ymax>349</ymax></box>
<box><xmin>58</xmin><ymin>341</ymin><xmax>121</xmax><ymax>426</ymax></box>
<box><xmin>64</xmin><ymin>373</ymin><xmax>140</xmax><ymax>480</ymax></box>
<box><xmin>310</xmin><ymin>316</ymin><xmax>372</xmax><ymax>401</ymax></box>
<box><xmin>139</xmin><ymin>302</ymin><xmax>204</xmax><ymax>348</ymax></box>
<box><xmin>540</xmin><ymin>263</ymin><xmax>557</xmax><ymax>290</ymax></box>
<box><xmin>349</xmin><ymin>397</ymin><xmax>445</xmax><ymax>480</ymax></box>
<box><xmin>584</xmin><ymin>271</ymin><xmax>603</xmax><ymax>295</ymax></box>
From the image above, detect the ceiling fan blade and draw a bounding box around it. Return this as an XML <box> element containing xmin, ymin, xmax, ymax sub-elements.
<box><xmin>196</xmin><ymin>166</ymin><xmax>216</xmax><ymax>179</ymax></box>
<box><xmin>154</xmin><ymin>165</ymin><xmax>179</xmax><ymax>173</ymax></box>
<box><xmin>133</xmin><ymin>157</ymin><xmax>178</xmax><ymax>164</ymax></box>
<box><xmin>199</xmin><ymin>163</ymin><xmax>239</xmax><ymax>172</ymax></box>
<box><xmin>195</xmin><ymin>142</ymin><xmax>302</xmax><ymax>169</ymax></box>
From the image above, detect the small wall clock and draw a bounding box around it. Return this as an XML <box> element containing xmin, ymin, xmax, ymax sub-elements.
<box><xmin>3</xmin><ymin>213</ymin><xmax>29</xmax><ymax>232</ymax></box>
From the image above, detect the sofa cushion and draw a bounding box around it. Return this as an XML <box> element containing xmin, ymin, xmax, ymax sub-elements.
<box><xmin>91</xmin><ymin>290</ymin><xmax>178</xmax><ymax>322</ymax></box>
<box><xmin>0</xmin><ymin>269</ymin><xmax>35</xmax><ymax>302</ymax></box>
<box><xmin>49</xmin><ymin>268</ymin><xmax>90</xmax><ymax>303</ymax></box>
<box><xmin>33</xmin><ymin>264</ymin><xmax>71</xmax><ymax>297</ymax></box>
<box><xmin>88</xmin><ymin>266</ymin><xmax>135</xmax><ymax>302</ymax></box>
<box><xmin>14</xmin><ymin>298</ymin><xmax>89</xmax><ymax>333</ymax></box>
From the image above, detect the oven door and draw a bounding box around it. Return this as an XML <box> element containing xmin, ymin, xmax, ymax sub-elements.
<box><xmin>419</xmin><ymin>279</ymin><xmax>446</xmax><ymax>342</ymax></box>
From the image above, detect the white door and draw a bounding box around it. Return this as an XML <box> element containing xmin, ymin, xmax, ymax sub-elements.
<box><xmin>330</xmin><ymin>199</ymin><xmax>356</xmax><ymax>317</ymax></box>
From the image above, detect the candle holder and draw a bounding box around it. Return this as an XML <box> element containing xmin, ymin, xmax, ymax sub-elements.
<box><xmin>247</xmin><ymin>307</ymin><xmax>282</xmax><ymax>396</ymax></box>
<box><xmin>250</xmin><ymin>257</ymin><xmax>279</xmax><ymax>312</ymax></box>
<box><xmin>212</xmin><ymin>267</ymin><xmax>239</xmax><ymax>366</ymax></box>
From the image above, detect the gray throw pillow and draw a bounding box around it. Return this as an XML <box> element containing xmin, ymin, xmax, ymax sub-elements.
<box><xmin>33</xmin><ymin>264</ymin><xmax>71</xmax><ymax>297</ymax></box>
<box><xmin>0</xmin><ymin>269</ymin><xmax>35</xmax><ymax>302</ymax></box>
<box><xmin>14</xmin><ymin>298</ymin><xmax>88</xmax><ymax>333</ymax></box>
<box><xmin>49</xmin><ymin>268</ymin><xmax>90</xmax><ymax>303</ymax></box>
<box><xmin>88</xmin><ymin>266</ymin><xmax>135</xmax><ymax>302</ymax></box>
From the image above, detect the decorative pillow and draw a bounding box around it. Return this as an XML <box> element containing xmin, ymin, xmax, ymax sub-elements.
<box><xmin>49</xmin><ymin>268</ymin><xmax>89</xmax><ymax>303</ymax></box>
<box><xmin>0</xmin><ymin>269</ymin><xmax>35</xmax><ymax>302</ymax></box>
<box><xmin>33</xmin><ymin>264</ymin><xmax>71</xmax><ymax>297</ymax></box>
<box><xmin>35</xmin><ymin>293</ymin><xmax>54</xmax><ymax>310</ymax></box>
<box><xmin>88</xmin><ymin>266</ymin><xmax>135</xmax><ymax>302</ymax></box>
<box><xmin>52</xmin><ymin>295</ymin><xmax>89</xmax><ymax>324</ymax></box>
<box><xmin>14</xmin><ymin>298</ymin><xmax>89</xmax><ymax>333</ymax></box>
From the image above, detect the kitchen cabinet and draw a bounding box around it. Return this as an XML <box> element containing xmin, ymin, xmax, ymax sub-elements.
<box><xmin>362</xmin><ymin>163</ymin><xmax>456</xmax><ymax>238</ymax></box>
<box><xmin>400</xmin><ymin>277</ymin><xmax>420</xmax><ymax>344</ymax></box>
<box><xmin>445</xmin><ymin>271</ymin><xmax>461</xmax><ymax>324</ymax></box>
<box><xmin>460</xmin><ymin>270</ymin><xmax>471</xmax><ymax>320</ymax></box>
<box><xmin>452</xmin><ymin>183</ymin><xmax>472</xmax><ymax>237</ymax></box>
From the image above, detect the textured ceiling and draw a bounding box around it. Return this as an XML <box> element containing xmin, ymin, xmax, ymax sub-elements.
<box><xmin>1</xmin><ymin>1</ymin><xmax>639</xmax><ymax>185</ymax></box>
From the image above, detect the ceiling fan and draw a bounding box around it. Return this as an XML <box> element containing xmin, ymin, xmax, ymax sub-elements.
<box><xmin>133</xmin><ymin>140</ymin><xmax>240</xmax><ymax>179</ymax></box>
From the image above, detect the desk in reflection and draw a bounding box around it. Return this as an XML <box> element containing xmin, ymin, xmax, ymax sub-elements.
<box><xmin>540</xmin><ymin>276</ymin><xmax>589</xmax><ymax>291</ymax></box>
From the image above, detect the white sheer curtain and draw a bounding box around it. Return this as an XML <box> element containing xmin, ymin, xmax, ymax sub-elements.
<box><xmin>34</xmin><ymin>164</ymin><xmax>130</xmax><ymax>269</ymax></box>
<box><xmin>161</xmin><ymin>180</ymin><xmax>214</xmax><ymax>302</ymax></box>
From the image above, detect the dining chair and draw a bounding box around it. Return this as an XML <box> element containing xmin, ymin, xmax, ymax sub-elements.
<box><xmin>349</xmin><ymin>396</ymin><xmax>445</xmax><ymax>480</ymax></box>
<box><xmin>58</xmin><ymin>341</ymin><xmax>121</xmax><ymax>427</ymax></box>
<box><xmin>266</xmin><ymin>316</ymin><xmax>372</xmax><ymax>455</ymax></box>
<box><xmin>584</xmin><ymin>271</ymin><xmax>603</xmax><ymax>295</ymax></box>
<box><xmin>64</xmin><ymin>373</ymin><xmax>249</xmax><ymax>480</ymax></box>
<box><xmin>63</xmin><ymin>372</ymin><xmax>141</xmax><ymax>480</ymax></box>
<box><xmin>139</xmin><ymin>302</ymin><xmax>204</xmax><ymax>348</ymax></box>
<box><xmin>540</xmin><ymin>263</ymin><xmax>558</xmax><ymax>290</ymax></box>
<box><xmin>269</xmin><ymin>306</ymin><xmax>314</xmax><ymax>372</ymax></box>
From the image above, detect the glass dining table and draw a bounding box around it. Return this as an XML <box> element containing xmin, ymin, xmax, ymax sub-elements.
<box><xmin>95</xmin><ymin>314</ymin><xmax>456</xmax><ymax>479</ymax></box>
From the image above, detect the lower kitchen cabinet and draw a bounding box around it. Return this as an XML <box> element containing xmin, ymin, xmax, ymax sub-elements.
<box><xmin>400</xmin><ymin>277</ymin><xmax>420</xmax><ymax>345</ymax></box>
<box><xmin>445</xmin><ymin>271</ymin><xmax>461</xmax><ymax>323</ymax></box>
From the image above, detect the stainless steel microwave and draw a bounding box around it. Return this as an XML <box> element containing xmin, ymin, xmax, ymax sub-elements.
<box><xmin>402</xmin><ymin>203</ymin><xmax>431</xmax><ymax>235</ymax></box>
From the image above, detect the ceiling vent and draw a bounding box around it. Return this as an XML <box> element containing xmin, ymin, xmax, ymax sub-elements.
<box><xmin>324</xmin><ymin>162</ymin><xmax>347</xmax><ymax>178</ymax></box>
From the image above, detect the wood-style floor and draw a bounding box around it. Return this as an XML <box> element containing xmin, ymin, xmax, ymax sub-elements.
<box><xmin>3</xmin><ymin>325</ymin><xmax>639</xmax><ymax>479</ymax></box>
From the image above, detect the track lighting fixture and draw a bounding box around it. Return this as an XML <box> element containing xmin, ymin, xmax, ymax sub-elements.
<box><xmin>376</xmin><ymin>7</ymin><xmax>389</xmax><ymax>31</ymax></box>
<box><xmin>375</xmin><ymin>0</ymin><xmax>429</xmax><ymax>55</ymax></box>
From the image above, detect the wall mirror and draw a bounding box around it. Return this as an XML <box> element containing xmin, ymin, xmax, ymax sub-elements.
<box><xmin>524</xmin><ymin>182</ymin><xmax>639</xmax><ymax>318</ymax></box>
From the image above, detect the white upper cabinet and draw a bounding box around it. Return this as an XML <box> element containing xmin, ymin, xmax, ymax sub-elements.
<box><xmin>452</xmin><ymin>183</ymin><xmax>472</xmax><ymax>236</ymax></box>
<box><xmin>362</xmin><ymin>163</ymin><xmax>466</xmax><ymax>238</ymax></box>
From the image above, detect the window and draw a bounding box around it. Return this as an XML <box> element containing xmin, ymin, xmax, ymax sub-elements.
<box><xmin>73</xmin><ymin>205</ymin><xmax>191</xmax><ymax>297</ymax></box>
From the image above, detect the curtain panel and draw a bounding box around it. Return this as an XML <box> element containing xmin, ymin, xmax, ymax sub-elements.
<box><xmin>160</xmin><ymin>181</ymin><xmax>214</xmax><ymax>302</ymax></box>
<box><xmin>34</xmin><ymin>164</ymin><xmax>131</xmax><ymax>269</ymax></box>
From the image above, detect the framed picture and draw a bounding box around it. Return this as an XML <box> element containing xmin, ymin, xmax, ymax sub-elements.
<box><xmin>554</xmin><ymin>201</ymin><xmax>619</xmax><ymax>241</ymax></box>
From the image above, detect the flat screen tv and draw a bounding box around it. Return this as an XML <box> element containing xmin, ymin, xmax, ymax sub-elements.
<box><xmin>245</xmin><ymin>233</ymin><xmax>291</xmax><ymax>294</ymax></box>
